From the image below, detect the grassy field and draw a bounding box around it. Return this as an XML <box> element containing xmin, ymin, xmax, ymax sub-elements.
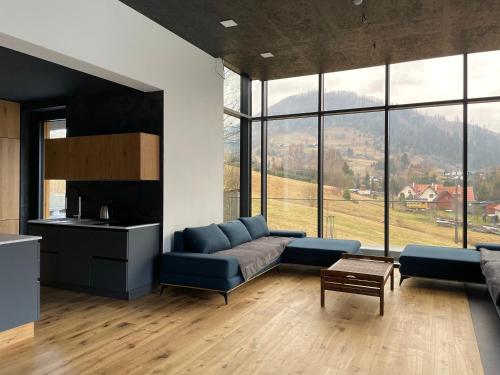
<box><xmin>244</xmin><ymin>169</ymin><xmax>500</xmax><ymax>249</ymax></box>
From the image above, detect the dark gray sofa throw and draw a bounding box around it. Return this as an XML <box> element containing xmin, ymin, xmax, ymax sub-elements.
<box><xmin>214</xmin><ymin>236</ymin><xmax>293</xmax><ymax>281</ymax></box>
<box><xmin>480</xmin><ymin>248</ymin><xmax>500</xmax><ymax>306</ymax></box>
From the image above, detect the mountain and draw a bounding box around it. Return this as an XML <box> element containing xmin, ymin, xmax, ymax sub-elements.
<box><xmin>264</xmin><ymin>91</ymin><xmax>500</xmax><ymax>171</ymax></box>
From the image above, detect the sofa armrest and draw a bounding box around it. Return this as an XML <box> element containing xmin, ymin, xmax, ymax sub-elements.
<box><xmin>269</xmin><ymin>230</ymin><xmax>306</xmax><ymax>238</ymax></box>
<box><xmin>475</xmin><ymin>243</ymin><xmax>500</xmax><ymax>251</ymax></box>
<box><xmin>162</xmin><ymin>252</ymin><xmax>240</xmax><ymax>279</ymax></box>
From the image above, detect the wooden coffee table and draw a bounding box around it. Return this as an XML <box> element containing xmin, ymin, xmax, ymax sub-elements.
<box><xmin>320</xmin><ymin>254</ymin><xmax>394</xmax><ymax>316</ymax></box>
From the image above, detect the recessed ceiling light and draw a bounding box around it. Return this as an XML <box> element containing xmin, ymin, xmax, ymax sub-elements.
<box><xmin>220</xmin><ymin>19</ymin><xmax>238</xmax><ymax>28</ymax></box>
<box><xmin>260</xmin><ymin>52</ymin><xmax>274</xmax><ymax>58</ymax></box>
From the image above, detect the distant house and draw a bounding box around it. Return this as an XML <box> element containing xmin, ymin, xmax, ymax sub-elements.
<box><xmin>418</xmin><ymin>186</ymin><xmax>438</xmax><ymax>202</ymax></box>
<box><xmin>399</xmin><ymin>185</ymin><xmax>418</xmax><ymax>199</ymax></box>
<box><xmin>495</xmin><ymin>205</ymin><xmax>500</xmax><ymax>219</ymax></box>
<box><xmin>433</xmin><ymin>191</ymin><xmax>454</xmax><ymax>210</ymax></box>
<box><xmin>485</xmin><ymin>203</ymin><xmax>498</xmax><ymax>215</ymax></box>
<box><xmin>398</xmin><ymin>182</ymin><xmax>475</xmax><ymax>204</ymax></box>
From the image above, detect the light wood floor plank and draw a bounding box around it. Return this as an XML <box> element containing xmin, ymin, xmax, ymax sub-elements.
<box><xmin>0</xmin><ymin>267</ymin><xmax>483</xmax><ymax>375</ymax></box>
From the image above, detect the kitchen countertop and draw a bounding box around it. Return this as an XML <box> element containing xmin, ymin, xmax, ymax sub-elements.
<box><xmin>28</xmin><ymin>219</ymin><xmax>160</xmax><ymax>231</ymax></box>
<box><xmin>0</xmin><ymin>233</ymin><xmax>42</xmax><ymax>245</ymax></box>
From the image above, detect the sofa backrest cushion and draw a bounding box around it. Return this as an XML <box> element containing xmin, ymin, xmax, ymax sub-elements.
<box><xmin>183</xmin><ymin>224</ymin><xmax>231</xmax><ymax>254</ymax></box>
<box><xmin>218</xmin><ymin>221</ymin><xmax>252</xmax><ymax>247</ymax></box>
<box><xmin>239</xmin><ymin>215</ymin><xmax>270</xmax><ymax>240</ymax></box>
<box><xmin>173</xmin><ymin>231</ymin><xmax>185</xmax><ymax>252</ymax></box>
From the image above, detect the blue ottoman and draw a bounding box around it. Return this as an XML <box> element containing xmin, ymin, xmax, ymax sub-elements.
<box><xmin>399</xmin><ymin>245</ymin><xmax>485</xmax><ymax>284</ymax></box>
<box><xmin>282</xmin><ymin>237</ymin><xmax>361</xmax><ymax>267</ymax></box>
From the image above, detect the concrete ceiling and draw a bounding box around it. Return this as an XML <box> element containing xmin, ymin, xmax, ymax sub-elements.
<box><xmin>0</xmin><ymin>46</ymin><xmax>132</xmax><ymax>103</ymax></box>
<box><xmin>120</xmin><ymin>0</ymin><xmax>500</xmax><ymax>80</ymax></box>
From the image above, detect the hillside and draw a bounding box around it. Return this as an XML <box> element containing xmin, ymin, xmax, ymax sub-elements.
<box><xmin>262</xmin><ymin>91</ymin><xmax>500</xmax><ymax>171</ymax></box>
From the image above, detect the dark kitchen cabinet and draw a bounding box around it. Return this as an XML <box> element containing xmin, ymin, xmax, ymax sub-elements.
<box><xmin>28</xmin><ymin>224</ymin><xmax>160</xmax><ymax>300</ymax></box>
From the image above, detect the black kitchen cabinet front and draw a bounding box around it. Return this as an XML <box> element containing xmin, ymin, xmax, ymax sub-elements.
<box><xmin>28</xmin><ymin>224</ymin><xmax>159</xmax><ymax>300</ymax></box>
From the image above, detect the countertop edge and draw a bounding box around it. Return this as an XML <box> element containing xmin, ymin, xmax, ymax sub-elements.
<box><xmin>27</xmin><ymin>221</ymin><xmax>161</xmax><ymax>230</ymax></box>
<box><xmin>0</xmin><ymin>235</ymin><xmax>42</xmax><ymax>246</ymax></box>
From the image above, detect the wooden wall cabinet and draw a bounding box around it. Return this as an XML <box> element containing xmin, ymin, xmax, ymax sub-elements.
<box><xmin>0</xmin><ymin>99</ymin><xmax>20</xmax><ymax>234</ymax></box>
<box><xmin>45</xmin><ymin>132</ymin><xmax>160</xmax><ymax>181</ymax></box>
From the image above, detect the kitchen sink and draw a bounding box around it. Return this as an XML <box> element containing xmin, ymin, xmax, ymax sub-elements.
<box><xmin>34</xmin><ymin>218</ymin><xmax>107</xmax><ymax>225</ymax></box>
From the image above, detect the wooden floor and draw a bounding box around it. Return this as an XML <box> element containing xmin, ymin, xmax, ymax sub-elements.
<box><xmin>0</xmin><ymin>267</ymin><xmax>483</xmax><ymax>375</ymax></box>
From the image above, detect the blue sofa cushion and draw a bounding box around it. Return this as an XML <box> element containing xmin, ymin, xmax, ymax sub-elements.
<box><xmin>269</xmin><ymin>230</ymin><xmax>306</xmax><ymax>238</ymax></box>
<box><xmin>161</xmin><ymin>252</ymin><xmax>240</xmax><ymax>279</ymax></box>
<box><xmin>282</xmin><ymin>237</ymin><xmax>361</xmax><ymax>267</ymax></box>
<box><xmin>399</xmin><ymin>245</ymin><xmax>484</xmax><ymax>283</ymax></box>
<box><xmin>183</xmin><ymin>224</ymin><xmax>231</xmax><ymax>254</ymax></box>
<box><xmin>239</xmin><ymin>215</ymin><xmax>270</xmax><ymax>240</ymax></box>
<box><xmin>218</xmin><ymin>221</ymin><xmax>252</xmax><ymax>247</ymax></box>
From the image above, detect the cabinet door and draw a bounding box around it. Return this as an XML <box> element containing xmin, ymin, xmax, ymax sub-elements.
<box><xmin>90</xmin><ymin>257</ymin><xmax>127</xmax><ymax>292</ymax></box>
<box><xmin>58</xmin><ymin>247</ymin><xmax>90</xmax><ymax>287</ymax></box>
<box><xmin>40</xmin><ymin>251</ymin><xmax>59</xmax><ymax>283</ymax></box>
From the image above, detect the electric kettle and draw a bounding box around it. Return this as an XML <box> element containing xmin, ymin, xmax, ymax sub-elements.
<box><xmin>99</xmin><ymin>202</ymin><xmax>111</xmax><ymax>220</ymax></box>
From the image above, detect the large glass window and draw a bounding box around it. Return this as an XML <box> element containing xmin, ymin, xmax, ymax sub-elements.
<box><xmin>267</xmin><ymin>117</ymin><xmax>318</xmax><ymax>236</ymax></box>
<box><xmin>268</xmin><ymin>75</ymin><xmax>318</xmax><ymax>116</ymax></box>
<box><xmin>44</xmin><ymin>120</ymin><xmax>67</xmax><ymax>219</ymax></box>
<box><xmin>224</xmin><ymin>67</ymin><xmax>240</xmax><ymax>112</ymax></box>
<box><xmin>389</xmin><ymin>106</ymin><xmax>463</xmax><ymax>250</ymax></box>
<box><xmin>323</xmin><ymin>112</ymin><xmax>385</xmax><ymax>248</ymax></box>
<box><xmin>223</xmin><ymin>115</ymin><xmax>240</xmax><ymax>221</ymax></box>
<box><xmin>390</xmin><ymin>55</ymin><xmax>463</xmax><ymax>104</ymax></box>
<box><xmin>468</xmin><ymin>103</ymin><xmax>500</xmax><ymax>247</ymax></box>
<box><xmin>248</xmin><ymin>50</ymin><xmax>500</xmax><ymax>254</ymax></box>
<box><xmin>324</xmin><ymin>66</ymin><xmax>385</xmax><ymax>110</ymax></box>
<box><xmin>468</xmin><ymin>50</ymin><xmax>500</xmax><ymax>98</ymax></box>
<box><xmin>252</xmin><ymin>80</ymin><xmax>262</xmax><ymax>117</ymax></box>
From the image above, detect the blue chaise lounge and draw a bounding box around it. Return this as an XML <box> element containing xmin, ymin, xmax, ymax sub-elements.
<box><xmin>160</xmin><ymin>215</ymin><xmax>361</xmax><ymax>303</ymax></box>
<box><xmin>399</xmin><ymin>243</ymin><xmax>500</xmax><ymax>315</ymax></box>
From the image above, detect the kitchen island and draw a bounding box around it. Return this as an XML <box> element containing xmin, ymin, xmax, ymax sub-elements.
<box><xmin>0</xmin><ymin>234</ymin><xmax>41</xmax><ymax>350</ymax></box>
<box><xmin>28</xmin><ymin>219</ymin><xmax>160</xmax><ymax>300</ymax></box>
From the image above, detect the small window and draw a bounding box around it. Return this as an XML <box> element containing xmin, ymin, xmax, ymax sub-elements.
<box><xmin>44</xmin><ymin>120</ymin><xmax>67</xmax><ymax>219</ymax></box>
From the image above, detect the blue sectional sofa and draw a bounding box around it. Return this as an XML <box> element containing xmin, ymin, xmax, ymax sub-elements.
<box><xmin>160</xmin><ymin>215</ymin><xmax>361</xmax><ymax>303</ymax></box>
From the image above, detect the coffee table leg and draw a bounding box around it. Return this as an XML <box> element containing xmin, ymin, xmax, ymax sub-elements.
<box><xmin>380</xmin><ymin>285</ymin><xmax>384</xmax><ymax>316</ymax></box>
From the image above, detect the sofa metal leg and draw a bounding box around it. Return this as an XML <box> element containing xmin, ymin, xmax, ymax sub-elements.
<box><xmin>159</xmin><ymin>284</ymin><xmax>167</xmax><ymax>296</ymax></box>
<box><xmin>399</xmin><ymin>275</ymin><xmax>409</xmax><ymax>286</ymax></box>
<box><xmin>219</xmin><ymin>292</ymin><xmax>228</xmax><ymax>305</ymax></box>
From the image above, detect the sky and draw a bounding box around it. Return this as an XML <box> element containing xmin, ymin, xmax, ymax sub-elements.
<box><xmin>226</xmin><ymin>50</ymin><xmax>500</xmax><ymax>132</ymax></box>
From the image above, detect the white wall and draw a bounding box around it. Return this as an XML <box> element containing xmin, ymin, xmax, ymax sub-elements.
<box><xmin>0</xmin><ymin>0</ymin><xmax>224</xmax><ymax>251</ymax></box>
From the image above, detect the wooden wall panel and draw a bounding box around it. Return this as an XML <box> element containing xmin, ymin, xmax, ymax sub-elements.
<box><xmin>0</xmin><ymin>137</ymin><xmax>20</xmax><ymax>221</ymax></box>
<box><xmin>0</xmin><ymin>100</ymin><xmax>20</xmax><ymax>139</ymax></box>
<box><xmin>0</xmin><ymin>220</ymin><xmax>19</xmax><ymax>235</ymax></box>
<box><xmin>0</xmin><ymin>99</ymin><xmax>20</xmax><ymax>234</ymax></box>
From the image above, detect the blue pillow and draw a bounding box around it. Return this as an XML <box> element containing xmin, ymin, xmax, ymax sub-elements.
<box><xmin>218</xmin><ymin>221</ymin><xmax>252</xmax><ymax>248</ymax></box>
<box><xmin>183</xmin><ymin>224</ymin><xmax>231</xmax><ymax>254</ymax></box>
<box><xmin>239</xmin><ymin>215</ymin><xmax>270</xmax><ymax>240</ymax></box>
